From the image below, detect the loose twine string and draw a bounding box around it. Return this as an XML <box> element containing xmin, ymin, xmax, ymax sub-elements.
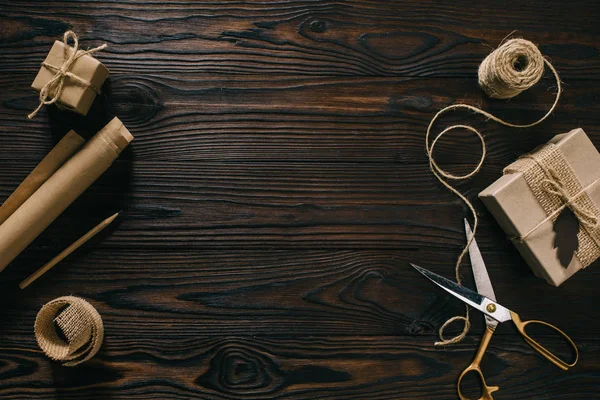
<box><xmin>28</xmin><ymin>31</ymin><xmax>107</xmax><ymax>119</ymax></box>
<box><xmin>425</xmin><ymin>38</ymin><xmax>562</xmax><ymax>346</ymax></box>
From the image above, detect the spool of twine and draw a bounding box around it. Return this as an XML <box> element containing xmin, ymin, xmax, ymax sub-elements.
<box><xmin>34</xmin><ymin>296</ymin><xmax>104</xmax><ymax>366</ymax></box>
<box><xmin>478</xmin><ymin>39</ymin><xmax>546</xmax><ymax>99</ymax></box>
<box><xmin>426</xmin><ymin>37</ymin><xmax>561</xmax><ymax>346</ymax></box>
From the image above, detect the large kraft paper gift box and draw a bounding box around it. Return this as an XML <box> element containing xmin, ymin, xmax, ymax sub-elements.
<box><xmin>479</xmin><ymin>128</ymin><xmax>600</xmax><ymax>286</ymax></box>
<box><xmin>31</xmin><ymin>39</ymin><xmax>109</xmax><ymax>116</ymax></box>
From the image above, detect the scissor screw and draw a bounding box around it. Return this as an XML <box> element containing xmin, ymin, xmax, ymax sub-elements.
<box><xmin>487</xmin><ymin>304</ymin><xmax>497</xmax><ymax>313</ymax></box>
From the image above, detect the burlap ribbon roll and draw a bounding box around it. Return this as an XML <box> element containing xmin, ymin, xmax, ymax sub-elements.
<box><xmin>35</xmin><ymin>296</ymin><xmax>104</xmax><ymax>367</ymax></box>
<box><xmin>505</xmin><ymin>144</ymin><xmax>600</xmax><ymax>267</ymax></box>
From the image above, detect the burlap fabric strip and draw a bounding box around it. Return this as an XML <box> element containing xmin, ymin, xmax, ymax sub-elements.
<box><xmin>28</xmin><ymin>31</ymin><xmax>107</xmax><ymax>119</ymax></box>
<box><xmin>505</xmin><ymin>144</ymin><xmax>600</xmax><ymax>267</ymax></box>
<box><xmin>35</xmin><ymin>296</ymin><xmax>104</xmax><ymax>367</ymax></box>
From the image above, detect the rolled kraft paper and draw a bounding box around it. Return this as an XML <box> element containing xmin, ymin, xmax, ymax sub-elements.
<box><xmin>35</xmin><ymin>296</ymin><xmax>104</xmax><ymax>366</ymax></box>
<box><xmin>0</xmin><ymin>117</ymin><xmax>133</xmax><ymax>273</ymax></box>
<box><xmin>0</xmin><ymin>130</ymin><xmax>85</xmax><ymax>226</ymax></box>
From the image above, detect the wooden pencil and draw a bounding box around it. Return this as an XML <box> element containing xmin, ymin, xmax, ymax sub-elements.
<box><xmin>19</xmin><ymin>212</ymin><xmax>120</xmax><ymax>289</ymax></box>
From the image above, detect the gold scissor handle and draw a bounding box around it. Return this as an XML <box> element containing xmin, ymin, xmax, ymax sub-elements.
<box><xmin>510</xmin><ymin>311</ymin><xmax>579</xmax><ymax>371</ymax></box>
<box><xmin>457</xmin><ymin>326</ymin><xmax>500</xmax><ymax>400</ymax></box>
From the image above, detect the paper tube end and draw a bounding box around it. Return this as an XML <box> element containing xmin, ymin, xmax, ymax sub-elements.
<box><xmin>99</xmin><ymin>117</ymin><xmax>134</xmax><ymax>152</ymax></box>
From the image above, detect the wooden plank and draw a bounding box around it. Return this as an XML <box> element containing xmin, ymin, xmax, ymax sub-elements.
<box><xmin>0</xmin><ymin>248</ymin><xmax>596</xmax><ymax>336</ymax></box>
<box><xmin>0</xmin><ymin>75</ymin><xmax>598</xmax><ymax>164</ymax></box>
<box><xmin>0</xmin><ymin>158</ymin><xmax>533</xmax><ymax>249</ymax></box>
<box><xmin>0</xmin><ymin>1</ymin><xmax>598</xmax><ymax>78</ymax></box>
<box><xmin>0</xmin><ymin>334</ymin><xmax>595</xmax><ymax>399</ymax></box>
<box><xmin>0</xmin><ymin>158</ymin><xmax>598</xmax><ymax>253</ymax></box>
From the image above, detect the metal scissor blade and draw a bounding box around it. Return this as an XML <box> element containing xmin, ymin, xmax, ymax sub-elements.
<box><xmin>411</xmin><ymin>263</ymin><xmax>484</xmax><ymax>308</ymax></box>
<box><xmin>464</xmin><ymin>219</ymin><xmax>497</xmax><ymax>302</ymax></box>
<box><xmin>410</xmin><ymin>263</ymin><xmax>512</xmax><ymax>324</ymax></box>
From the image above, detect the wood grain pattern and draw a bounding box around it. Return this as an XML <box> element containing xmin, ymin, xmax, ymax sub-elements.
<box><xmin>1</xmin><ymin>75</ymin><xmax>598</xmax><ymax>165</ymax></box>
<box><xmin>0</xmin><ymin>248</ymin><xmax>597</xmax><ymax>338</ymax></box>
<box><xmin>0</xmin><ymin>335</ymin><xmax>598</xmax><ymax>400</ymax></box>
<box><xmin>0</xmin><ymin>158</ymin><xmax>556</xmax><ymax>250</ymax></box>
<box><xmin>0</xmin><ymin>1</ymin><xmax>598</xmax><ymax>78</ymax></box>
<box><xmin>0</xmin><ymin>0</ymin><xmax>598</xmax><ymax>399</ymax></box>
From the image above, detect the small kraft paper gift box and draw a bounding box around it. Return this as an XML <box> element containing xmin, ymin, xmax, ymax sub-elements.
<box><xmin>479</xmin><ymin>128</ymin><xmax>600</xmax><ymax>286</ymax></box>
<box><xmin>30</xmin><ymin>31</ymin><xmax>109</xmax><ymax>117</ymax></box>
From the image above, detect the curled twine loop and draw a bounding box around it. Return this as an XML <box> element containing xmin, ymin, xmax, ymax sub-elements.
<box><xmin>426</xmin><ymin>37</ymin><xmax>562</xmax><ymax>346</ymax></box>
<box><xmin>519</xmin><ymin>158</ymin><xmax>600</xmax><ymax>242</ymax></box>
<box><xmin>28</xmin><ymin>31</ymin><xmax>107</xmax><ymax>119</ymax></box>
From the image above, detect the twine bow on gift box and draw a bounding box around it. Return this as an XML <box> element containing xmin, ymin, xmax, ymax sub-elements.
<box><xmin>505</xmin><ymin>144</ymin><xmax>600</xmax><ymax>267</ymax></box>
<box><xmin>28</xmin><ymin>31</ymin><xmax>107</xmax><ymax>119</ymax></box>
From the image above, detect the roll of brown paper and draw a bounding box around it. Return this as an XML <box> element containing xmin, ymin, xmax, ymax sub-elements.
<box><xmin>0</xmin><ymin>117</ymin><xmax>133</xmax><ymax>273</ymax></box>
<box><xmin>0</xmin><ymin>130</ymin><xmax>85</xmax><ymax>225</ymax></box>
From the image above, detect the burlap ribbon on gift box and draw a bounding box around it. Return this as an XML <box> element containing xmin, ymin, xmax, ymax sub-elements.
<box><xmin>505</xmin><ymin>144</ymin><xmax>600</xmax><ymax>267</ymax></box>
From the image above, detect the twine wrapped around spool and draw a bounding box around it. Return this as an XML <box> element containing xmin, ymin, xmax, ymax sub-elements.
<box><xmin>425</xmin><ymin>36</ymin><xmax>561</xmax><ymax>346</ymax></box>
<box><xmin>35</xmin><ymin>296</ymin><xmax>104</xmax><ymax>367</ymax></box>
<box><xmin>478</xmin><ymin>39</ymin><xmax>546</xmax><ymax>99</ymax></box>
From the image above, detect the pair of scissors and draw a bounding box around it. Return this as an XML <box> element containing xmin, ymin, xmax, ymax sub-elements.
<box><xmin>411</xmin><ymin>219</ymin><xmax>578</xmax><ymax>400</ymax></box>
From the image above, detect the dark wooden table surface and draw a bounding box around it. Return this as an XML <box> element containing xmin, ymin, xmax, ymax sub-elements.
<box><xmin>0</xmin><ymin>1</ymin><xmax>599</xmax><ymax>399</ymax></box>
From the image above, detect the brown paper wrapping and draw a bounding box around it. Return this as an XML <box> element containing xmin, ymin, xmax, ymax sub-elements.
<box><xmin>0</xmin><ymin>117</ymin><xmax>133</xmax><ymax>273</ymax></box>
<box><xmin>31</xmin><ymin>40</ymin><xmax>109</xmax><ymax>115</ymax></box>
<box><xmin>0</xmin><ymin>131</ymin><xmax>85</xmax><ymax>225</ymax></box>
<box><xmin>479</xmin><ymin>128</ymin><xmax>600</xmax><ymax>286</ymax></box>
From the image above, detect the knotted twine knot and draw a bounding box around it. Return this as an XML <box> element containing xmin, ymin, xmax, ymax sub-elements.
<box><xmin>28</xmin><ymin>31</ymin><xmax>107</xmax><ymax>119</ymax></box>
<box><xmin>518</xmin><ymin>161</ymin><xmax>600</xmax><ymax>244</ymax></box>
<box><xmin>543</xmin><ymin>178</ymin><xmax>599</xmax><ymax>229</ymax></box>
<box><xmin>35</xmin><ymin>296</ymin><xmax>104</xmax><ymax>367</ymax></box>
<box><xmin>425</xmin><ymin>36</ymin><xmax>561</xmax><ymax>346</ymax></box>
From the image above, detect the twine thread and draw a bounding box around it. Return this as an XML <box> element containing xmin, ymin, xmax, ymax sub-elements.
<box><xmin>504</xmin><ymin>142</ymin><xmax>600</xmax><ymax>269</ymax></box>
<box><xmin>29</xmin><ymin>31</ymin><xmax>107</xmax><ymax>119</ymax></box>
<box><xmin>426</xmin><ymin>37</ymin><xmax>561</xmax><ymax>346</ymax></box>
<box><xmin>519</xmin><ymin>157</ymin><xmax>600</xmax><ymax>242</ymax></box>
